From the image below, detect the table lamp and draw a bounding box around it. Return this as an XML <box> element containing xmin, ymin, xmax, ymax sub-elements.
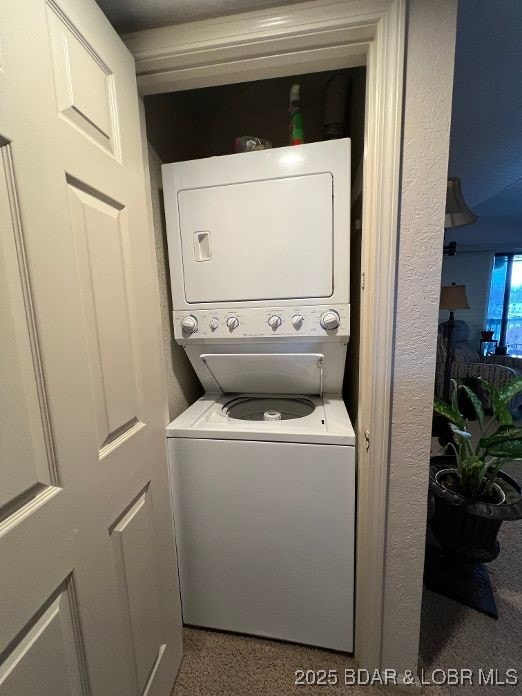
<box><xmin>439</xmin><ymin>283</ymin><xmax>470</xmax><ymax>401</ymax></box>
<box><xmin>443</xmin><ymin>177</ymin><xmax>478</xmax><ymax>256</ymax></box>
<box><xmin>445</xmin><ymin>178</ymin><xmax>478</xmax><ymax>228</ymax></box>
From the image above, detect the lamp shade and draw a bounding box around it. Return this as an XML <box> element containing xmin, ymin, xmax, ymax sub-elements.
<box><xmin>439</xmin><ymin>284</ymin><xmax>470</xmax><ymax>311</ymax></box>
<box><xmin>445</xmin><ymin>177</ymin><xmax>478</xmax><ymax>228</ymax></box>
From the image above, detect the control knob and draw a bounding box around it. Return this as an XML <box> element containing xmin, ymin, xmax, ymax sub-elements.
<box><xmin>181</xmin><ymin>315</ymin><xmax>198</xmax><ymax>334</ymax></box>
<box><xmin>320</xmin><ymin>310</ymin><xmax>340</xmax><ymax>330</ymax></box>
<box><xmin>268</xmin><ymin>315</ymin><xmax>282</xmax><ymax>330</ymax></box>
<box><xmin>292</xmin><ymin>314</ymin><xmax>304</xmax><ymax>329</ymax></box>
<box><xmin>226</xmin><ymin>316</ymin><xmax>240</xmax><ymax>331</ymax></box>
<box><xmin>209</xmin><ymin>317</ymin><xmax>219</xmax><ymax>330</ymax></box>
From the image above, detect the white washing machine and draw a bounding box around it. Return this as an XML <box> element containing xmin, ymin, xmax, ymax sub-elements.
<box><xmin>163</xmin><ymin>139</ymin><xmax>355</xmax><ymax>652</ymax></box>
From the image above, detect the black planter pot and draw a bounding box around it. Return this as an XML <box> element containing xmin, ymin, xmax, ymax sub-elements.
<box><xmin>431</xmin><ymin>495</ymin><xmax>502</xmax><ymax>558</ymax></box>
<box><xmin>429</xmin><ymin>459</ymin><xmax>522</xmax><ymax>559</ymax></box>
<box><xmin>425</xmin><ymin>458</ymin><xmax>522</xmax><ymax>617</ymax></box>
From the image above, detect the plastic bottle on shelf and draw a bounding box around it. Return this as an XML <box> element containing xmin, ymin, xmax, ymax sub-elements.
<box><xmin>289</xmin><ymin>84</ymin><xmax>304</xmax><ymax>145</ymax></box>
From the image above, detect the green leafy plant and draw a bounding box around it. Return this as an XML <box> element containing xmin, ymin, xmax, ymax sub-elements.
<box><xmin>433</xmin><ymin>376</ymin><xmax>522</xmax><ymax>500</ymax></box>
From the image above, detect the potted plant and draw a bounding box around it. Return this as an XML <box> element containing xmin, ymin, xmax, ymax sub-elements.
<box><xmin>431</xmin><ymin>376</ymin><xmax>522</xmax><ymax>557</ymax></box>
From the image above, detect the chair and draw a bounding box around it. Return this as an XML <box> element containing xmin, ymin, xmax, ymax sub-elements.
<box><xmin>435</xmin><ymin>320</ymin><xmax>521</xmax><ymax>415</ymax></box>
<box><xmin>484</xmin><ymin>353</ymin><xmax>522</xmax><ymax>372</ymax></box>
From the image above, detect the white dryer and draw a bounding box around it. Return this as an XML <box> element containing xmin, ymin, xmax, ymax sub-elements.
<box><xmin>162</xmin><ymin>139</ymin><xmax>355</xmax><ymax>652</ymax></box>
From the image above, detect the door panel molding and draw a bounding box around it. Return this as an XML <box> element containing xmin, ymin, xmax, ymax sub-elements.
<box><xmin>0</xmin><ymin>138</ymin><xmax>59</xmax><ymax>526</ymax></box>
<box><xmin>46</xmin><ymin>0</ymin><xmax>121</xmax><ymax>159</ymax></box>
<box><xmin>110</xmin><ymin>486</ymin><xmax>163</xmax><ymax>695</ymax></box>
<box><xmin>66</xmin><ymin>177</ymin><xmax>145</xmax><ymax>456</ymax></box>
<box><xmin>0</xmin><ymin>576</ymin><xmax>90</xmax><ymax>696</ymax></box>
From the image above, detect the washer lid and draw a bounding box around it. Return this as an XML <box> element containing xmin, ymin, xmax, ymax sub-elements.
<box><xmin>200</xmin><ymin>353</ymin><xmax>324</xmax><ymax>395</ymax></box>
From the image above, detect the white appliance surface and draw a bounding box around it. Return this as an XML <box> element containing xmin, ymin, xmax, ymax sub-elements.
<box><xmin>162</xmin><ymin>139</ymin><xmax>350</xmax><ymax>312</ymax></box>
<box><xmin>173</xmin><ymin>304</ymin><xmax>349</xmax><ymax>343</ymax></box>
<box><xmin>167</xmin><ymin>392</ymin><xmax>355</xmax><ymax>445</ymax></box>
<box><xmin>168</xmin><ymin>423</ymin><xmax>355</xmax><ymax>651</ymax></box>
<box><xmin>201</xmin><ymin>353</ymin><xmax>323</xmax><ymax>395</ymax></box>
<box><xmin>178</xmin><ymin>173</ymin><xmax>333</xmax><ymax>303</ymax></box>
<box><xmin>175</xmin><ymin>302</ymin><xmax>350</xmax><ymax>395</ymax></box>
<box><xmin>163</xmin><ymin>140</ymin><xmax>355</xmax><ymax>652</ymax></box>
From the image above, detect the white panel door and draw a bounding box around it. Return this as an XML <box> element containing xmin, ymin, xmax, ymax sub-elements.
<box><xmin>0</xmin><ymin>2</ymin><xmax>182</xmax><ymax>695</ymax></box>
<box><xmin>177</xmin><ymin>173</ymin><xmax>334</xmax><ymax>303</ymax></box>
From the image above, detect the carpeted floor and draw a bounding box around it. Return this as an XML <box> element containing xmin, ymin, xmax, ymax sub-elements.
<box><xmin>172</xmin><ymin>465</ymin><xmax>521</xmax><ymax>696</ymax></box>
<box><xmin>171</xmin><ymin>628</ymin><xmax>388</xmax><ymax>696</ymax></box>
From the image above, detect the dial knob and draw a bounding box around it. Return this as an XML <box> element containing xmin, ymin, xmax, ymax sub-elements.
<box><xmin>268</xmin><ymin>315</ymin><xmax>282</xmax><ymax>330</ymax></box>
<box><xmin>226</xmin><ymin>316</ymin><xmax>239</xmax><ymax>331</ymax></box>
<box><xmin>292</xmin><ymin>314</ymin><xmax>304</xmax><ymax>329</ymax></box>
<box><xmin>181</xmin><ymin>315</ymin><xmax>198</xmax><ymax>334</ymax></box>
<box><xmin>320</xmin><ymin>310</ymin><xmax>340</xmax><ymax>330</ymax></box>
<box><xmin>209</xmin><ymin>317</ymin><xmax>219</xmax><ymax>330</ymax></box>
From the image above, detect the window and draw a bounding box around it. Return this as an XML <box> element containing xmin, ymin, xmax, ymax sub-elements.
<box><xmin>486</xmin><ymin>254</ymin><xmax>522</xmax><ymax>357</ymax></box>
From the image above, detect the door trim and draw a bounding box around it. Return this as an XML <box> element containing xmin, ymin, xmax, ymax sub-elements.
<box><xmin>125</xmin><ymin>0</ymin><xmax>406</xmax><ymax>671</ymax></box>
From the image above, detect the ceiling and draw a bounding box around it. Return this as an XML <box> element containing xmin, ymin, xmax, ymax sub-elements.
<box><xmin>95</xmin><ymin>0</ymin><xmax>301</xmax><ymax>33</ymax></box>
<box><xmin>448</xmin><ymin>0</ymin><xmax>522</xmax><ymax>249</ymax></box>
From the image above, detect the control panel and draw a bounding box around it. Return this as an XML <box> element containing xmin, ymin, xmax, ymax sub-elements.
<box><xmin>173</xmin><ymin>304</ymin><xmax>349</xmax><ymax>342</ymax></box>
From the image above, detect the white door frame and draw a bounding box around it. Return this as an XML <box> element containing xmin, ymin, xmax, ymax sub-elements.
<box><xmin>125</xmin><ymin>0</ymin><xmax>406</xmax><ymax>671</ymax></box>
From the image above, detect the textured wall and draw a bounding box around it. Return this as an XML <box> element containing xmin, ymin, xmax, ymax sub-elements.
<box><xmin>148</xmin><ymin>145</ymin><xmax>203</xmax><ymax>420</ymax></box>
<box><xmin>381</xmin><ymin>0</ymin><xmax>458</xmax><ymax>675</ymax></box>
<box><xmin>439</xmin><ymin>252</ymin><xmax>494</xmax><ymax>348</ymax></box>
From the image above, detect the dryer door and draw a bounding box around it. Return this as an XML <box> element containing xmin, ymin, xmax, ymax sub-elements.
<box><xmin>178</xmin><ymin>173</ymin><xmax>333</xmax><ymax>303</ymax></box>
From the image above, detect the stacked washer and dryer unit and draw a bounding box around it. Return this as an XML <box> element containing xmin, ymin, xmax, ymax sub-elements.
<box><xmin>162</xmin><ymin>139</ymin><xmax>355</xmax><ymax>652</ymax></box>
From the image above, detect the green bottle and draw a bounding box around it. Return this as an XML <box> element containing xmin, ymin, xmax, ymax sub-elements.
<box><xmin>289</xmin><ymin>84</ymin><xmax>304</xmax><ymax>145</ymax></box>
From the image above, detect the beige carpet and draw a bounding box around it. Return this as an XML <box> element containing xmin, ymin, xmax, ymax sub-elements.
<box><xmin>172</xmin><ymin>467</ymin><xmax>521</xmax><ymax>696</ymax></box>
<box><xmin>172</xmin><ymin>629</ymin><xmax>389</xmax><ymax>696</ymax></box>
